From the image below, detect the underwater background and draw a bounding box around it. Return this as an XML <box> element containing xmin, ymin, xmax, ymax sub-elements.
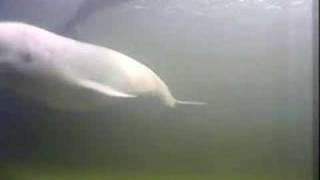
<box><xmin>0</xmin><ymin>0</ymin><xmax>317</xmax><ymax>179</ymax></box>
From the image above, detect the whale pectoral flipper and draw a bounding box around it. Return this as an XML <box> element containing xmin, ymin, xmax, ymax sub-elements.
<box><xmin>175</xmin><ymin>100</ymin><xmax>207</xmax><ymax>106</ymax></box>
<box><xmin>79</xmin><ymin>80</ymin><xmax>136</xmax><ymax>98</ymax></box>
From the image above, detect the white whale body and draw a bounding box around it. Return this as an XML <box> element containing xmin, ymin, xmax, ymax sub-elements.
<box><xmin>0</xmin><ymin>22</ymin><xmax>206</xmax><ymax>111</ymax></box>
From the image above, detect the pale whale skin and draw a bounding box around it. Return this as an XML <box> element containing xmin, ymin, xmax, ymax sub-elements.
<box><xmin>0</xmin><ymin>22</ymin><xmax>205</xmax><ymax>111</ymax></box>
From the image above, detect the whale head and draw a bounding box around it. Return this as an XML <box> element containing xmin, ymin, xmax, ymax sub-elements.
<box><xmin>0</xmin><ymin>23</ymin><xmax>55</xmax><ymax>89</ymax></box>
<box><xmin>0</xmin><ymin>26</ymin><xmax>29</xmax><ymax>86</ymax></box>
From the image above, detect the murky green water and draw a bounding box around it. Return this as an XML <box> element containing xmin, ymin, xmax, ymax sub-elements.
<box><xmin>0</xmin><ymin>0</ymin><xmax>316</xmax><ymax>179</ymax></box>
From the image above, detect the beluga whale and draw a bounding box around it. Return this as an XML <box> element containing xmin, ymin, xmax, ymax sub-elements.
<box><xmin>0</xmin><ymin>22</ymin><xmax>206</xmax><ymax>111</ymax></box>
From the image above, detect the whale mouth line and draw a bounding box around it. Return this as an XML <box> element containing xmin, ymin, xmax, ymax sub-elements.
<box><xmin>0</xmin><ymin>62</ymin><xmax>16</xmax><ymax>74</ymax></box>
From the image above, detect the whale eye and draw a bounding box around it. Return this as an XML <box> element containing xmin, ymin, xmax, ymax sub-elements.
<box><xmin>21</xmin><ymin>52</ymin><xmax>33</xmax><ymax>63</ymax></box>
